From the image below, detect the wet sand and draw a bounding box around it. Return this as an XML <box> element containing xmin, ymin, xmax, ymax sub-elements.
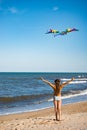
<box><xmin>0</xmin><ymin>101</ymin><xmax>87</xmax><ymax>130</ymax></box>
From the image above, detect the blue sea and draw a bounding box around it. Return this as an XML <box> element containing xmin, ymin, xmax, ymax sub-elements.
<box><xmin>0</xmin><ymin>72</ymin><xmax>87</xmax><ymax>115</ymax></box>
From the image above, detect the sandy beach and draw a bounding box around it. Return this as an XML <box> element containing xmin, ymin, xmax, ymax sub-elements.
<box><xmin>0</xmin><ymin>101</ymin><xmax>87</xmax><ymax>130</ymax></box>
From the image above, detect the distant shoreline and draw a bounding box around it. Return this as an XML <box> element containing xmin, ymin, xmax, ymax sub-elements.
<box><xmin>0</xmin><ymin>94</ymin><xmax>87</xmax><ymax>116</ymax></box>
<box><xmin>0</xmin><ymin>100</ymin><xmax>87</xmax><ymax>116</ymax></box>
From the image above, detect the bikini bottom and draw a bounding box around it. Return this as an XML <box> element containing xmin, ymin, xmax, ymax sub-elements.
<box><xmin>54</xmin><ymin>96</ymin><xmax>61</xmax><ymax>101</ymax></box>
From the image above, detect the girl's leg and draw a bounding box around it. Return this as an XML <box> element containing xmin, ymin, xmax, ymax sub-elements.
<box><xmin>53</xmin><ymin>100</ymin><xmax>58</xmax><ymax>120</ymax></box>
<box><xmin>57</xmin><ymin>100</ymin><xmax>62</xmax><ymax>121</ymax></box>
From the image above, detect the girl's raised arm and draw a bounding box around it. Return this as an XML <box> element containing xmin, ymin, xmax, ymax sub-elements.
<box><xmin>61</xmin><ymin>77</ymin><xmax>75</xmax><ymax>88</ymax></box>
<box><xmin>40</xmin><ymin>77</ymin><xmax>55</xmax><ymax>89</ymax></box>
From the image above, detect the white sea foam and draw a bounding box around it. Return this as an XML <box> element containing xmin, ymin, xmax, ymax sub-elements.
<box><xmin>0</xmin><ymin>107</ymin><xmax>50</xmax><ymax>116</ymax></box>
<box><xmin>62</xmin><ymin>89</ymin><xmax>87</xmax><ymax>99</ymax></box>
<box><xmin>61</xmin><ymin>78</ymin><xmax>87</xmax><ymax>81</ymax></box>
<box><xmin>74</xmin><ymin>78</ymin><xmax>87</xmax><ymax>81</ymax></box>
<box><xmin>69</xmin><ymin>81</ymin><xmax>87</xmax><ymax>84</ymax></box>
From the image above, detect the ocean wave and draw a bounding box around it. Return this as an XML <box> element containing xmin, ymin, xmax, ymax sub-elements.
<box><xmin>61</xmin><ymin>78</ymin><xmax>87</xmax><ymax>81</ymax></box>
<box><xmin>62</xmin><ymin>89</ymin><xmax>87</xmax><ymax>99</ymax></box>
<box><xmin>0</xmin><ymin>93</ymin><xmax>52</xmax><ymax>103</ymax></box>
<box><xmin>70</xmin><ymin>81</ymin><xmax>87</xmax><ymax>84</ymax></box>
<box><xmin>48</xmin><ymin>89</ymin><xmax>87</xmax><ymax>102</ymax></box>
<box><xmin>61</xmin><ymin>78</ymin><xmax>87</xmax><ymax>84</ymax></box>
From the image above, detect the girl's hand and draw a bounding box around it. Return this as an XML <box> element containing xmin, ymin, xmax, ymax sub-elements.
<box><xmin>40</xmin><ymin>77</ymin><xmax>44</xmax><ymax>80</ymax></box>
<box><xmin>71</xmin><ymin>77</ymin><xmax>75</xmax><ymax>80</ymax></box>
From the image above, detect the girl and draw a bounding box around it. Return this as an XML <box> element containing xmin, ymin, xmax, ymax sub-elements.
<box><xmin>41</xmin><ymin>77</ymin><xmax>75</xmax><ymax>121</ymax></box>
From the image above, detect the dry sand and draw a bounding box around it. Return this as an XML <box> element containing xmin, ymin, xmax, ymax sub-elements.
<box><xmin>0</xmin><ymin>101</ymin><xmax>87</xmax><ymax>130</ymax></box>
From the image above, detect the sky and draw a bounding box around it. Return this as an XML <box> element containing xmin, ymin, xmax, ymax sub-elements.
<box><xmin>0</xmin><ymin>0</ymin><xmax>87</xmax><ymax>72</ymax></box>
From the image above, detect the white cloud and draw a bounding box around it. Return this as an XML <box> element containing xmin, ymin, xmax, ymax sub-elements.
<box><xmin>0</xmin><ymin>6</ymin><xmax>26</xmax><ymax>15</ymax></box>
<box><xmin>53</xmin><ymin>6</ymin><xmax>59</xmax><ymax>11</ymax></box>
<box><xmin>8</xmin><ymin>7</ymin><xmax>18</xmax><ymax>14</ymax></box>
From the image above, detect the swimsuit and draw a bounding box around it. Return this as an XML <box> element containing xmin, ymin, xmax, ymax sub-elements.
<box><xmin>54</xmin><ymin>96</ymin><xmax>61</xmax><ymax>101</ymax></box>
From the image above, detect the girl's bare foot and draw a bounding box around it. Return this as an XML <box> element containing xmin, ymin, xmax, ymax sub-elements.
<box><xmin>58</xmin><ymin>119</ymin><xmax>64</xmax><ymax>121</ymax></box>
